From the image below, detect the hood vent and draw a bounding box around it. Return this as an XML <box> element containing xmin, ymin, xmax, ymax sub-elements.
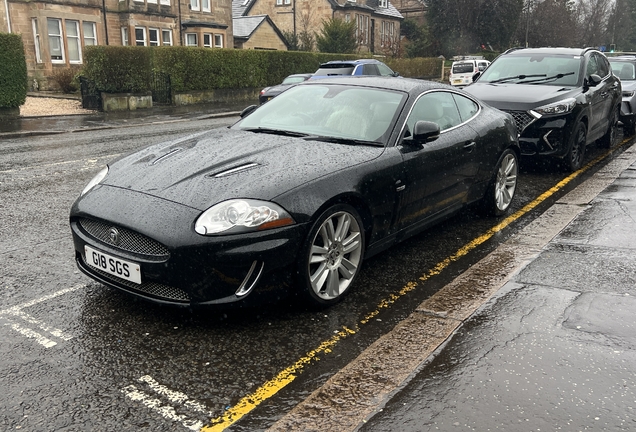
<box><xmin>211</xmin><ymin>162</ymin><xmax>260</xmax><ymax>178</ymax></box>
<box><xmin>151</xmin><ymin>148</ymin><xmax>183</xmax><ymax>166</ymax></box>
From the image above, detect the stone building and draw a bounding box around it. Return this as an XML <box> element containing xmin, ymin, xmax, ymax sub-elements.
<box><xmin>239</xmin><ymin>0</ymin><xmax>403</xmax><ymax>55</ymax></box>
<box><xmin>232</xmin><ymin>0</ymin><xmax>288</xmax><ymax>50</ymax></box>
<box><xmin>392</xmin><ymin>0</ymin><xmax>426</xmax><ymax>24</ymax></box>
<box><xmin>0</xmin><ymin>0</ymin><xmax>233</xmax><ymax>90</ymax></box>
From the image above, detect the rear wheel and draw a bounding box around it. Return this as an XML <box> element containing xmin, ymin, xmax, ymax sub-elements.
<box><xmin>480</xmin><ymin>149</ymin><xmax>518</xmax><ymax>216</ymax></box>
<box><xmin>599</xmin><ymin>106</ymin><xmax>619</xmax><ymax>148</ymax></box>
<box><xmin>298</xmin><ymin>204</ymin><xmax>365</xmax><ymax>307</ymax></box>
<box><xmin>563</xmin><ymin>122</ymin><xmax>586</xmax><ymax>172</ymax></box>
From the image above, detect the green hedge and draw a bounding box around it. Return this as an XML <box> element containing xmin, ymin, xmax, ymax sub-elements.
<box><xmin>83</xmin><ymin>46</ymin><xmax>444</xmax><ymax>93</ymax></box>
<box><xmin>0</xmin><ymin>33</ymin><xmax>27</xmax><ymax>108</ymax></box>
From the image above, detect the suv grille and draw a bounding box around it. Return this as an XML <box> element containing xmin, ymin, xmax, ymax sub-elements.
<box><xmin>504</xmin><ymin>110</ymin><xmax>536</xmax><ymax>135</ymax></box>
<box><xmin>83</xmin><ymin>257</ymin><xmax>190</xmax><ymax>302</ymax></box>
<box><xmin>78</xmin><ymin>218</ymin><xmax>169</xmax><ymax>258</ymax></box>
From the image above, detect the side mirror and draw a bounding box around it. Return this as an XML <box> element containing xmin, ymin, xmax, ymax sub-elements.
<box><xmin>392</xmin><ymin>72</ymin><xmax>401</xmax><ymax>77</ymax></box>
<box><xmin>412</xmin><ymin>121</ymin><xmax>440</xmax><ymax>143</ymax></box>
<box><xmin>472</xmin><ymin>71</ymin><xmax>481</xmax><ymax>82</ymax></box>
<box><xmin>240</xmin><ymin>105</ymin><xmax>258</xmax><ymax>118</ymax></box>
<box><xmin>587</xmin><ymin>74</ymin><xmax>602</xmax><ymax>87</ymax></box>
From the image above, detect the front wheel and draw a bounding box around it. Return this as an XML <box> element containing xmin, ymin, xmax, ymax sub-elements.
<box><xmin>298</xmin><ymin>204</ymin><xmax>365</xmax><ymax>307</ymax></box>
<box><xmin>480</xmin><ymin>148</ymin><xmax>518</xmax><ymax>216</ymax></box>
<box><xmin>563</xmin><ymin>122</ymin><xmax>587</xmax><ymax>172</ymax></box>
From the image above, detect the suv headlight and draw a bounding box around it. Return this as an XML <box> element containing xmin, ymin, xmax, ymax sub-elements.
<box><xmin>195</xmin><ymin>199</ymin><xmax>295</xmax><ymax>235</ymax></box>
<box><xmin>623</xmin><ymin>90</ymin><xmax>635</xmax><ymax>98</ymax></box>
<box><xmin>532</xmin><ymin>98</ymin><xmax>577</xmax><ymax>116</ymax></box>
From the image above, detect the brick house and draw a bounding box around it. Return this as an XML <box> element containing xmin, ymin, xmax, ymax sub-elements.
<box><xmin>240</xmin><ymin>0</ymin><xmax>403</xmax><ymax>55</ymax></box>
<box><xmin>232</xmin><ymin>0</ymin><xmax>288</xmax><ymax>50</ymax></box>
<box><xmin>0</xmin><ymin>0</ymin><xmax>233</xmax><ymax>90</ymax></box>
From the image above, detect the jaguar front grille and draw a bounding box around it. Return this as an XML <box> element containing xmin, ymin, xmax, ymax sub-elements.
<box><xmin>78</xmin><ymin>218</ymin><xmax>169</xmax><ymax>258</ymax></box>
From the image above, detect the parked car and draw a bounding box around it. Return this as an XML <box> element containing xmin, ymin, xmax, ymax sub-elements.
<box><xmin>608</xmin><ymin>55</ymin><xmax>636</xmax><ymax>135</ymax></box>
<box><xmin>70</xmin><ymin>77</ymin><xmax>519</xmax><ymax>308</ymax></box>
<box><xmin>465</xmin><ymin>47</ymin><xmax>621</xmax><ymax>171</ymax></box>
<box><xmin>259</xmin><ymin>73</ymin><xmax>313</xmax><ymax>105</ymax></box>
<box><xmin>449</xmin><ymin>59</ymin><xmax>490</xmax><ymax>87</ymax></box>
<box><xmin>311</xmin><ymin>59</ymin><xmax>399</xmax><ymax>79</ymax></box>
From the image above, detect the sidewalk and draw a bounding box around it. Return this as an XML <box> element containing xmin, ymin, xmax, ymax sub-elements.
<box><xmin>268</xmin><ymin>143</ymin><xmax>636</xmax><ymax>432</ymax></box>
<box><xmin>0</xmin><ymin>98</ymin><xmax>250</xmax><ymax>138</ymax></box>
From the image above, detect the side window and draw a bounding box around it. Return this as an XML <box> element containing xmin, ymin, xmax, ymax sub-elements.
<box><xmin>377</xmin><ymin>63</ymin><xmax>395</xmax><ymax>76</ymax></box>
<box><xmin>452</xmin><ymin>94</ymin><xmax>479</xmax><ymax>122</ymax></box>
<box><xmin>362</xmin><ymin>64</ymin><xmax>380</xmax><ymax>75</ymax></box>
<box><xmin>406</xmin><ymin>92</ymin><xmax>462</xmax><ymax>134</ymax></box>
<box><xmin>597</xmin><ymin>54</ymin><xmax>610</xmax><ymax>77</ymax></box>
<box><xmin>586</xmin><ymin>54</ymin><xmax>599</xmax><ymax>77</ymax></box>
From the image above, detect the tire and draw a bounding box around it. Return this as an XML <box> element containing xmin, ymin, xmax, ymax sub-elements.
<box><xmin>480</xmin><ymin>148</ymin><xmax>518</xmax><ymax>216</ymax></box>
<box><xmin>624</xmin><ymin>118</ymin><xmax>636</xmax><ymax>136</ymax></box>
<box><xmin>599</xmin><ymin>105</ymin><xmax>619</xmax><ymax>148</ymax></box>
<box><xmin>298</xmin><ymin>204</ymin><xmax>365</xmax><ymax>307</ymax></box>
<box><xmin>563</xmin><ymin>122</ymin><xmax>587</xmax><ymax>172</ymax></box>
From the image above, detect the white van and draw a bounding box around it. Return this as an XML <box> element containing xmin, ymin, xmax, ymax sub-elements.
<box><xmin>449</xmin><ymin>59</ymin><xmax>490</xmax><ymax>87</ymax></box>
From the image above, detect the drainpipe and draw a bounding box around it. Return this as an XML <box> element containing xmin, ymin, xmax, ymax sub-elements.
<box><xmin>292</xmin><ymin>0</ymin><xmax>296</xmax><ymax>36</ymax></box>
<box><xmin>102</xmin><ymin>0</ymin><xmax>109</xmax><ymax>44</ymax></box>
<box><xmin>4</xmin><ymin>0</ymin><xmax>11</xmax><ymax>33</ymax></box>
<box><xmin>177</xmin><ymin>0</ymin><xmax>182</xmax><ymax>45</ymax></box>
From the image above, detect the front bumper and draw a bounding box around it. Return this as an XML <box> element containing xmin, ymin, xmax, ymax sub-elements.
<box><xmin>70</xmin><ymin>186</ymin><xmax>307</xmax><ymax>306</ymax></box>
<box><xmin>505</xmin><ymin>110</ymin><xmax>574</xmax><ymax>158</ymax></box>
<box><xmin>620</xmin><ymin>98</ymin><xmax>636</xmax><ymax>124</ymax></box>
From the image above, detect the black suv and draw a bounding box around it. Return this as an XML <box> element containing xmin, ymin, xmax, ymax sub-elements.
<box><xmin>465</xmin><ymin>47</ymin><xmax>621</xmax><ymax>171</ymax></box>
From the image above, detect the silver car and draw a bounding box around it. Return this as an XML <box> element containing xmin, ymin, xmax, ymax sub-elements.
<box><xmin>609</xmin><ymin>56</ymin><xmax>636</xmax><ymax>135</ymax></box>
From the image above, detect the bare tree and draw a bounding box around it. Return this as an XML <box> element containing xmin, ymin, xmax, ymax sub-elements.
<box><xmin>576</xmin><ymin>0</ymin><xmax>615</xmax><ymax>47</ymax></box>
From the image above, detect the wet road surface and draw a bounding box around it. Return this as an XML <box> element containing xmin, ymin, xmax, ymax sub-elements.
<box><xmin>0</xmin><ymin>120</ymin><xmax>633</xmax><ymax>431</ymax></box>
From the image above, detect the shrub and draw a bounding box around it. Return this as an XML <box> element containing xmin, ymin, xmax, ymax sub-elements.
<box><xmin>0</xmin><ymin>33</ymin><xmax>27</xmax><ymax>108</ymax></box>
<box><xmin>83</xmin><ymin>46</ymin><xmax>153</xmax><ymax>93</ymax></box>
<box><xmin>52</xmin><ymin>67</ymin><xmax>82</xmax><ymax>93</ymax></box>
<box><xmin>384</xmin><ymin>57</ymin><xmax>444</xmax><ymax>79</ymax></box>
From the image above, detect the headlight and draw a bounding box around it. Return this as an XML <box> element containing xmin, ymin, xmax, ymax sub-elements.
<box><xmin>81</xmin><ymin>166</ymin><xmax>108</xmax><ymax>196</ymax></box>
<box><xmin>532</xmin><ymin>98</ymin><xmax>577</xmax><ymax>116</ymax></box>
<box><xmin>195</xmin><ymin>199</ymin><xmax>295</xmax><ymax>235</ymax></box>
<box><xmin>623</xmin><ymin>90</ymin><xmax>635</xmax><ymax>98</ymax></box>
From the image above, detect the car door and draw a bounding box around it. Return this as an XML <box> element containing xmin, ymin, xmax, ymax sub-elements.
<box><xmin>395</xmin><ymin>91</ymin><xmax>479</xmax><ymax>233</ymax></box>
<box><xmin>586</xmin><ymin>52</ymin><xmax>614</xmax><ymax>139</ymax></box>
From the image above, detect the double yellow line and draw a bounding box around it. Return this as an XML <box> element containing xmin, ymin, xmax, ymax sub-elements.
<box><xmin>201</xmin><ymin>139</ymin><xmax>629</xmax><ymax>431</ymax></box>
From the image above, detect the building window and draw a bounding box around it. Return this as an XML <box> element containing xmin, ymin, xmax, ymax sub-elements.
<box><xmin>203</xmin><ymin>33</ymin><xmax>212</xmax><ymax>47</ymax></box>
<box><xmin>162</xmin><ymin>29</ymin><xmax>172</xmax><ymax>46</ymax></box>
<box><xmin>186</xmin><ymin>33</ymin><xmax>198</xmax><ymax>46</ymax></box>
<box><xmin>190</xmin><ymin>0</ymin><xmax>200</xmax><ymax>11</ymax></box>
<box><xmin>65</xmin><ymin>20</ymin><xmax>82</xmax><ymax>63</ymax></box>
<box><xmin>214</xmin><ymin>34</ymin><xmax>223</xmax><ymax>48</ymax></box>
<box><xmin>149</xmin><ymin>28</ymin><xmax>160</xmax><ymax>46</ymax></box>
<box><xmin>32</xmin><ymin>19</ymin><xmax>42</xmax><ymax>63</ymax></box>
<box><xmin>135</xmin><ymin>27</ymin><xmax>147</xmax><ymax>46</ymax></box>
<box><xmin>160</xmin><ymin>0</ymin><xmax>171</xmax><ymax>4</ymax></box>
<box><xmin>148</xmin><ymin>0</ymin><xmax>158</xmax><ymax>3</ymax></box>
<box><xmin>83</xmin><ymin>22</ymin><xmax>97</xmax><ymax>47</ymax></box>
<box><xmin>379</xmin><ymin>0</ymin><xmax>387</xmax><ymax>7</ymax></box>
<box><xmin>121</xmin><ymin>27</ymin><xmax>129</xmax><ymax>46</ymax></box>
<box><xmin>276</xmin><ymin>0</ymin><xmax>291</xmax><ymax>4</ymax></box>
<box><xmin>345</xmin><ymin>14</ymin><xmax>350</xmax><ymax>23</ymax></box>
<box><xmin>47</xmin><ymin>18</ymin><xmax>65</xmax><ymax>63</ymax></box>
<box><xmin>202</xmin><ymin>0</ymin><xmax>210</xmax><ymax>12</ymax></box>
<box><xmin>356</xmin><ymin>14</ymin><xmax>369</xmax><ymax>45</ymax></box>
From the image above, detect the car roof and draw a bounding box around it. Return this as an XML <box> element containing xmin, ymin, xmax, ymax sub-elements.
<box><xmin>320</xmin><ymin>59</ymin><xmax>385</xmax><ymax>66</ymax></box>
<box><xmin>299</xmin><ymin>75</ymin><xmax>455</xmax><ymax>93</ymax></box>
<box><xmin>502</xmin><ymin>47</ymin><xmax>595</xmax><ymax>56</ymax></box>
<box><xmin>608</xmin><ymin>55</ymin><xmax>636</xmax><ymax>62</ymax></box>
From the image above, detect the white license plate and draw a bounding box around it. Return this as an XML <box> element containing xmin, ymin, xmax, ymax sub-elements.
<box><xmin>453</xmin><ymin>79</ymin><xmax>462</xmax><ymax>84</ymax></box>
<box><xmin>85</xmin><ymin>245</ymin><xmax>142</xmax><ymax>284</ymax></box>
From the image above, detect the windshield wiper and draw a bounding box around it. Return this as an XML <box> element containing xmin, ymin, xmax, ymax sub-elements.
<box><xmin>517</xmin><ymin>72</ymin><xmax>575</xmax><ymax>84</ymax></box>
<box><xmin>304</xmin><ymin>135</ymin><xmax>383</xmax><ymax>147</ymax></box>
<box><xmin>242</xmin><ymin>127</ymin><xmax>309</xmax><ymax>137</ymax></box>
<box><xmin>488</xmin><ymin>74</ymin><xmax>546</xmax><ymax>84</ymax></box>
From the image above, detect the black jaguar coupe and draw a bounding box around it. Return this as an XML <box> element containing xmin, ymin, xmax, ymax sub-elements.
<box><xmin>70</xmin><ymin>77</ymin><xmax>519</xmax><ymax>308</ymax></box>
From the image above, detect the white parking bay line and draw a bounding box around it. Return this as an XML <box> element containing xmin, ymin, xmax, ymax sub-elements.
<box><xmin>122</xmin><ymin>384</ymin><xmax>204</xmax><ymax>431</ymax></box>
<box><xmin>138</xmin><ymin>375</ymin><xmax>214</xmax><ymax>416</ymax></box>
<box><xmin>0</xmin><ymin>284</ymin><xmax>85</xmax><ymax>348</ymax></box>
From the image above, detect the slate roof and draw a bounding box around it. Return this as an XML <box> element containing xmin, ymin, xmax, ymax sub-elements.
<box><xmin>232</xmin><ymin>0</ymin><xmax>255</xmax><ymax>18</ymax></box>
<box><xmin>233</xmin><ymin>15</ymin><xmax>267</xmax><ymax>39</ymax></box>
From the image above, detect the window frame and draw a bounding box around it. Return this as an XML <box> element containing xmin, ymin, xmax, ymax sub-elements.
<box><xmin>32</xmin><ymin>18</ymin><xmax>43</xmax><ymax>63</ymax></box>
<box><xmin>135</xmin><ymin>27</ymin><xmax>147</xmax><ymax>46</ymax></box>
<box><xmin>185</xmin><ymin>33</ymin><xmax>198</xmax><ymax>47</ymax></box>
<box><xmin>190</xmin><ymin>0</ymin><xmax>200</xmax><ymax>11</ymax></box>
<box><xmin>121</xmin><ymin>27</ymin><xmax>129</xmax><ymax>46</ymax></box>
<box><xmin>149</xmin><ymin>28</ymin><xmax>160</xmax><ymax>46</ymax></box>
<box><xmin>47</xmin><ymin>18</ymin><xmax>65</xmax><ymax>63</ymax></box>
<box><xmin>202</xmin><ymin>0</ymin><xmax>211</xmax><ymax>12</ymax></box>
<box><xmin>160</xmin><ymin>0</ymin><xmax>170</xmax><ymax>4</ymax></box>
<box><xmin>203</xmin><ymin>33</ymin><xmax>212</xmax><ymax>48</ymax></box>
<box><xmin>214</xmin><ymin>34</ymin><xmax>223</xmax><ymax>48</ymax></box>
<box><xmin>162</xmin><ymin>29</ymin><xmax>173</xmax><ymax>46</ymax></box>
<box><xmin>83</xmin><ymin>22</ymin><xmax>97</xmax><ymax>47</ymax></box>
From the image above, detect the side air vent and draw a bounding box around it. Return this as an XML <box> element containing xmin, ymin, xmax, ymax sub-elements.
<box><xmin>211</xmin><ymin>163</ymin><xmax>260</xmax><ymax>178</ymax></box>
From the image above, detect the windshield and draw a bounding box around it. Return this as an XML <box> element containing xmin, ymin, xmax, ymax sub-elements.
<box><xmin>233</xmin><ymin>84</ymin><xmax>406</xmax><ymax>144</ymax></box>
<box><xmin>452</xmin><ymin>63</ymin><xmax>475</xmax><ymax>74</ymax></box>
<box><xmin>479</xmin><ymin>54</ymin><xmax>581</xmax><ymax>86</ymax></box>
<box><xmin>609</xmin><ymin>61</ymin><xmax>636</xmax><ymax>81</ymax></box>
